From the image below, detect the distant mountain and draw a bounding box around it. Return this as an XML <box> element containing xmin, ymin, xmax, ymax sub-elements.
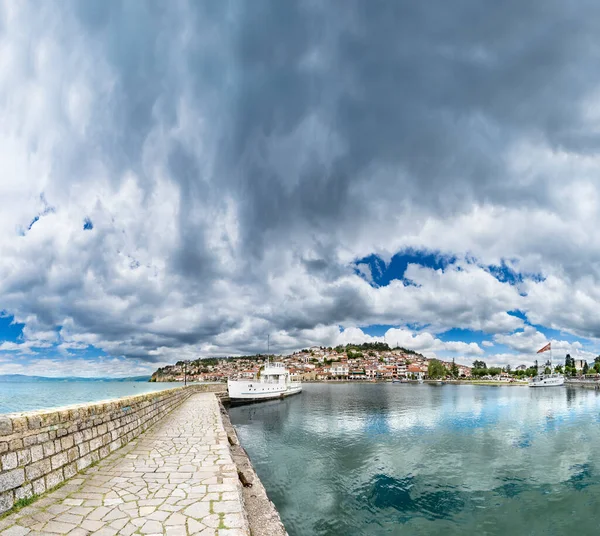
<box><xmin>0</xmin><ymin>374</ymin><xmax>151</xmax><ymax>382</ymax></box>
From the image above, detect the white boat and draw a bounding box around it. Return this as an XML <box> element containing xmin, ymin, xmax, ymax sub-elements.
<box><xmin>529</xmin><ymin>373</ymin><xmax>564</xmax><ymax>387</ymax></box>
<box><xmin>529</xmin><ymin>342</ymin><xmax>564</xmax><ymax>387</ymax></box>
<box><xmin>227</xmin><ymin>361</ymin><xmax>302</xmax><ymax>402</ymax></box>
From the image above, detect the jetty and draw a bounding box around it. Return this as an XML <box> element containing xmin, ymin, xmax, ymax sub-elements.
<box><xmin>0</xmin><ymin>385</ymin><xmax>287</xmax><ymax>536</ymax></box>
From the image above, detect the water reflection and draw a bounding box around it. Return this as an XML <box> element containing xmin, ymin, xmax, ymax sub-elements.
<box><xmin>229</xmin><ymin>384</ymin><xmax>600</xmax><ymax>536</ymax></box>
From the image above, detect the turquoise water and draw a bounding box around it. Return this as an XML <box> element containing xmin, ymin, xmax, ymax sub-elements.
<box><xmin>228</xmin><ymin>383</ymin><xmax>600</xmax><ymax>535</ymax></box>
<box><xmin>0</xmin><ymin>381</ymin><xmax>184</xmax><ymax>414</ymax></box>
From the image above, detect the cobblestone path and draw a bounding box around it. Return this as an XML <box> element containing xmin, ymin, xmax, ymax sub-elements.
<box><xmin>0</xmin><ymin>393</ymin><xmax>249</xmax><ymax>536</ymax></box>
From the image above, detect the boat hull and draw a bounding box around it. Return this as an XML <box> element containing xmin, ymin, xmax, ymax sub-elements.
<box><xmin>529</xmin><ymin>376</ymin><xmax>564</xmax><ymax>387</ymax></box>
<box><xmin>227</xmin><ymin>380</ymin><xmax>302</xmax><ymax>402</ymax></box>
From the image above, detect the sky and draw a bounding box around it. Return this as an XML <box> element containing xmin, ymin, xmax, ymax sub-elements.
<box><xmin>2</xmin><ymin>0</ymin><xmax>600</xmax><ymax>377</ymax></box>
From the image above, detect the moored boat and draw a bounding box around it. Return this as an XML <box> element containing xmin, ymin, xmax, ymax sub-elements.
<box><xmin>529</xmin><ymin>374</ymin><xmax>564</xmax><ymax>387</ymax></box>
<box><xmin>227</xmin><ymin>361</ymin><xmax>302</xmax><ymax>403</ymax></box>
<box><xmin>528</xmin><ymin>342</ymin><xmax>564</xmax><ymax>387</ymax></box>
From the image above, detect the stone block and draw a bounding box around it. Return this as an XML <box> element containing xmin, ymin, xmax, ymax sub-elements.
<box><xmin>45</xmin><ymin>468</ymin><xmax>64</xmax><ymax>489</ymax></box>
<box><xmin>36</xmin><ymin>432</ymin><xmax>50</xmax><ymax>444</ymax></box>
<box><xmin>41</xmin><ymin>413</ymin><xmax>59</xmax><ymax>427</ymax></box>
<box><xmin>30</xmin><ymin>444</ymin><xmax>44</xmax><ymax>462</ymax></box>
<box><xmin>27</xmin><ymin>415</ymin><xmax>42</xmax><ymax>430</ymax></box>
<box><xmin>1</xmin><ymin>452</ymin><xmax>18</xmax><ymax>471</ymax></box>
<box><xmin>11</xmin><ymin>417</ymin><xmax>27</xmax><ymax>434</ymax></box>
<box><xmin>0</xmin><ymin>442</ymin><xmax>8</xmax><ymax>454</ymax></box>
<box><xmin>0</xmin><ymin>468</ymin><xmax>25</xmax><ymax>493</ymax></box>
<box><xmin>63</xmin><ymin>462</ymin><xmax>77</xmax><ymax>479</ymax></box>
<box><xmin>78</xmin><ymin>441</ymin><xmax>90</xmax><ymax>456</ymax></box>
<box><xmin>17</xmin><ymin>448</ymin><xmax>31</xmax><ymax>467</ymax></box>
<box><xmin>32</xmin><ymin>477</ymin><xmax>46</xmax><ymax>495</ymax></box>
<box><xmin>51</xmin><ymin>451</ymin><xmax>68</xmax><ymax>470</ymax></box>
<box><xmin>8</xmin><ymin>439</ymin><xmax>23</xmax><ymax>451</ymax></box>
<box><xmin>0</xmin><ymin>417</ymin><xmax>13</xmax><ymax>437</ymax></box>
<box><xmin>23</xmin><ymin>434</ymin><xmax>38</xmax><ymax>447</ymax></box>
<box><xmin>42</xmin><ymin>440</ymin><xmax>55</xmax><ymax>458</ymax></box>
<box><xmin>89</xmin><ymin>437</ymin><xmax>102</xmax><ymax>451</ymax></box>
<box><xmin>67</xmin><ymin>446</ymin><xmax>79</xmax><ymax>462</ymax></box>
<box><xmin>0</xmin><ymin>490</ymin><xmax>14</xmax><ymax>515</ymax></box>
<box><xmin>14</xmin><ymin>482</ymin><xmax>33</xmax><ymax>501</ymax></box>
<box><xmin>76</xmin><ymin>454</ymin><xmax>92</xmax><ymax>471</ymax></box>
<box><xmin>56</xmin><ymin>428</ymin><xmax>68</xmax><ymax>438</ymax></box>
<box><xmin>25</xmin><ymin>458</ymin><xmax>51</xmax><ymax>481</ymax></box>
<box><xmin>61</xmin><ymin>435</ymin><xmax>74</xmax><ymax>450</ymax></box>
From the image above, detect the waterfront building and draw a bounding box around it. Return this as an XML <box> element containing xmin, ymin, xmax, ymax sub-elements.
<box><xmin>330</xmin><ymin>362</ymin><xmax>349</xmax><ymax>378</ymax></box>
<box><xmin>407</xmin><ymin>364</ymin><xmax>424</xmax><ymax>380</ymax></box>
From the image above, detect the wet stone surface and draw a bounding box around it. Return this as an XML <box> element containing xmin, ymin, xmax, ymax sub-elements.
<box><xmin>0</xmin><ymin>394</ymin><xmax>249</xmax><ymax>536</ymax></box>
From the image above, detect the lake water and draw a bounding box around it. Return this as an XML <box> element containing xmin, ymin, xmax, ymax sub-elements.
<box><xmin>0</xmin><ymin>381</ymin><xmax>184</xmax><ymax>414</ymax></box>
<box><xmin>228</xmin><ymin>383</ymin><xmax>600</xmax><ymax>536</ymax></box>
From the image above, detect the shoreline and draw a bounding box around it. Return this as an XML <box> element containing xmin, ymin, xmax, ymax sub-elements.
<box><xmin>219</xmin><ymin>400</ymin><xmax>288</xmax><ymax>536</ymax></box>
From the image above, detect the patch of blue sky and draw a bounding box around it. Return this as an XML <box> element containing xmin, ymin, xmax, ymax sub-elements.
<box><xmin>507</xmin><ymin>309</ymin><xmax>528</xmax><ymax>322</ymax></box>
<box><xmin>0</xmin><ymin>315</ymin><xmax>109</xmax><ymax>360</ymax></box>
<box><xmin>83</xmin><ymin>217</ymin><xmax>93</xmax><ymax>230</ymax></box>
<box><xmin>361</xmin><ymin>324</ymin><xmax>398</xmax><ymax>338</ymax></box>
<box><xmin>481</xmin><ymin>259</ymin><xmax>545</xmax><ymax>287</ymax></box>
<box><xmin>354</xmin><ymin>248</ymin><xmax>456</xmax><ymax>287</ymax></box>
<box><xmin>0</xmin><ymin>315</ymin><xmax>25</xmax><ymax>342</ymax></box>
<box><xmin>437</xmin><ymin>328</ymin><xmax>487</xmax><ymax>345</ymax></box>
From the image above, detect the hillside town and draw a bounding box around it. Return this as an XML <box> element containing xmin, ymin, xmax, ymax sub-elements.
<box><xmin>150</xmin><ymin>343</ymin><xmax>473</xmax><ymax>382</ymax></box>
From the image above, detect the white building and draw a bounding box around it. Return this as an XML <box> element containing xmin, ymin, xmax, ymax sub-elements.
<box><xmin>330</xmin><ymin>362</ymin><xmax>349</xmax><ymax>377</ymax></box>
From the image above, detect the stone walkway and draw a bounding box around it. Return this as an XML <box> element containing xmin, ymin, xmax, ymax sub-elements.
<box><xmin>0</xmin><ymin>393</ymin><xmax>249</xmax><ymax>536</ymax></box>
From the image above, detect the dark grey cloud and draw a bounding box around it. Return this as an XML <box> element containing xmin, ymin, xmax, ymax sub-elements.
<box><xmin>3</xmin><ymin>0</ymin><xmax>600</xmax><ymax>366</ymax></box>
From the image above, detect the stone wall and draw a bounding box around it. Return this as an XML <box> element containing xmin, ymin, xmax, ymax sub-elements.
<box><xmin>0</xmin><ymin>383</ymin><xmax>225</xmax><ymax>515</ymax></box>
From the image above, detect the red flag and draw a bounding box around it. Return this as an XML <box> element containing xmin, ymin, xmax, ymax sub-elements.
<box><xmin>537</xmin><ymin>343</ymin><xmax>551</xmax><ymax>354</ymax></box>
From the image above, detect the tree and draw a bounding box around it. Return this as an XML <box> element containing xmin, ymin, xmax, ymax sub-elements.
<box><xmin>565</xmin><ymin>354</ymin><xmax>572</xmax><ymax>368</ymax></box>
<box><xmin>472</xmin><ymin>360</ymin><xmax>487</xmax><ymax>369</ymax></box>
<box><xmin>450</xmin><ymin>359</ymin><xmax>459</xmax><ymax>378</ymax></box>
<box><xmin>505</xmin><ymin>364</ymin><xmax>512</xmax><ymax>374</ymax></box>
<box><xmin>554</xmin><ymin>364</ymin><xmax>563</xmax><ymax>374</ymax></box>
<box><xmin>428</xmin><ymin>359</ymin><xmax>447</xmax><ymax>379</ymax></box>
<box><xmin>583</xmin><ymin>361</ymin><xmax>589</xmax><ymax>375</ymax></box>
<box><xmin>525</xmin><ymin>367</ymin><xmax>538</xmax><ymax>377</ymax></box>
<box><xmin>594</xmin><ymin>356</ymin><xmax>600</xmax><ymax>365</ymax></box>
<box><xmin>594</xmin><ymin>362</ymin><xmax>600</xmax><ymax>374</ymax></box>
<box><xmin>544</xmin><ymin>367</ymin><xmax>551</xmax><ymax>375</ymax></box>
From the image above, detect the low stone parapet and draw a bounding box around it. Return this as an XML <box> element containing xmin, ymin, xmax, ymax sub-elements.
<box><xmin>0</xmin><ymin>383</ymin><xmax>225</xmax><ymax>514</ymax></box>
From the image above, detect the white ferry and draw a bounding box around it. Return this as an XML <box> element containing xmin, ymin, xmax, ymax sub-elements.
<box><xmin>227</xmin><ymin>362</ymin><xmax>302</xmax><ymax>403</ymax></box>
<box><xmin>529</xmin><ymin>342</ymin><xmax>564</xmax><ymax>387</ymax></box>
<box><xmin>529</xmin><ymin>374</ymin><xmax>564</xmax><ymax>387</ymax></box>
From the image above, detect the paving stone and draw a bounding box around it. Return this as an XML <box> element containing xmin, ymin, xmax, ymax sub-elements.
<box><xmin>41</xmin><ymin>521</ymin><xmax>77</xmax><ymax>534</ymax></box>
<box><xmin>0</xmin><ymin>525</ymin><xmax>31</xmax><ymax>536</ymax></box>
<box><xmin>140</xmin><ymin>520</ymin><xmax>163</xmax><ymax>534</ymax></box>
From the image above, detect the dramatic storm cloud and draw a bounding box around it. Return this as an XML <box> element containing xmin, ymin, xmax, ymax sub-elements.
<box><xmin>2</xmin><ymin>0</ymin><xmax>600</xmax><ymax>375</ymax></box>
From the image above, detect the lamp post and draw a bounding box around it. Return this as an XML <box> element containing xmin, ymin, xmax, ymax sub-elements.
<box><xmin>184</xmin><ymin>362</ymin><xmax>187</xmax><ymax>386</ymax></box>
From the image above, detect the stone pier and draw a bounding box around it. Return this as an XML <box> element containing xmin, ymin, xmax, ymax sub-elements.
<box><xmin>0</xmin><ymin>393</ymin><xmax>249</xmax><ymax>535</ymax></box>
